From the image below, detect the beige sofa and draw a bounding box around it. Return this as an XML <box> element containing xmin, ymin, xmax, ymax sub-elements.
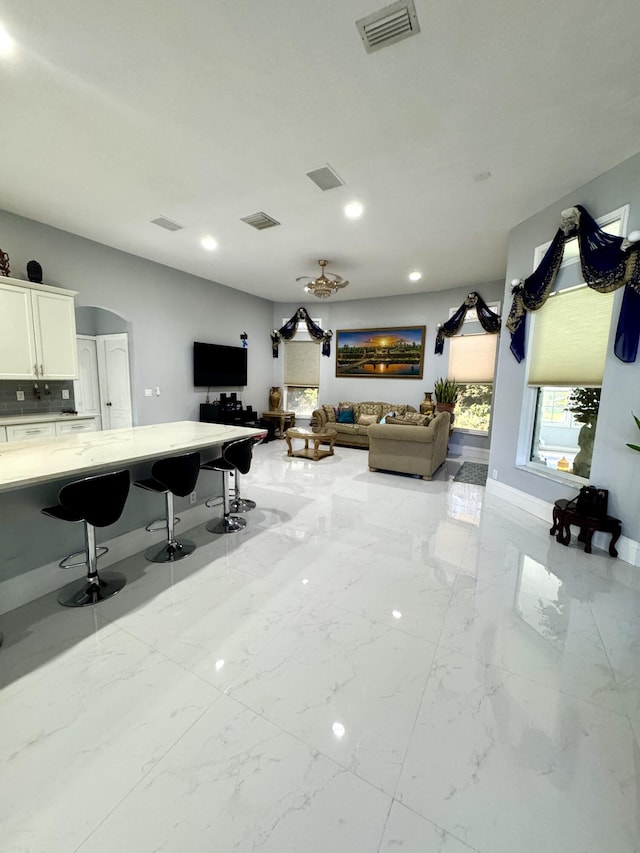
<box><xmin>312</xmin><ymin>401</ymin><xmax>418</xmax><ymax>448</ymax></box>
<box><xmin>368</xmin><ymin>411</ymin><xmax>451</xmax><ymax>480</ymax></box>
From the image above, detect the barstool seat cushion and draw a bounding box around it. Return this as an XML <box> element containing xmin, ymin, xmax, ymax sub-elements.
<box><xmin>201</xmin><ymin>457</ymin><xmax>234</xmax><ymax>473</ymax></box>
<box><xmin>134</xmin><ymin>476</ymin><xmax>168</xmax><ymax>493</ymax></box>
<box><xmin>41</xmin><ymin>503</ymin><xmax>84</xmax><ymax>523</ymax></box>
<box><xmin>148</xmin><ymin>452</ymin><xmax>201</xmax><ymax>497</ymax></box>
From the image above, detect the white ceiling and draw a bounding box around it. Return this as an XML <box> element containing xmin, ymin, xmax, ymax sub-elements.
<box><xmin>1</xmin><ymin>0</ymin><xmax>640</xmax><ymax>303</ymax></box>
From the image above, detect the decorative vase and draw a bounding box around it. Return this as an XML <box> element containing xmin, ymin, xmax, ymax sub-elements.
<box><xmin>419</xmin><ymin>391</ymin><xmax>434</xmax><ymax>415</ymax></box>
<box><xmin>269</xmin><ymin>386</ymin><xmax>282</xmax><ymax>411</ymax></box>
<box><xmin>0</xmin><ymin>248</ymin><xmax>10</xmax><ymax>277</ymax></box>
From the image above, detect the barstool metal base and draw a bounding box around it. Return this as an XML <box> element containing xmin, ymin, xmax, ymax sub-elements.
<box><xmin>58</xmin><ymin>571</ymin><xmax>126</xmax><ymax>608</ymax></box>
<box><xmin>229</xmin><ymin>497</ymin><xmax>256</xmax><ymax>513</ymax></box>
<box><xmin>206</xmin><ymin>515</ymin><xmax>247</xmax><ymax>534</ymax></box>
<box><xmin>144</xmin><ymin>538</ymin><xmax>196</xmax><ymax>563</ymax></box>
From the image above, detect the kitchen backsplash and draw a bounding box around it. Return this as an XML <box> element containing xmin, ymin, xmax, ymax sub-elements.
<box><xmin>0</xmin><ymin>380</ymin><xmax>76</xmax><ymax>416</ymax></box>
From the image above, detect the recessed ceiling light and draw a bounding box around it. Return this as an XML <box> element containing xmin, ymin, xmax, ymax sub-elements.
<box><xmin>344</xmin><ymin>201</ymin><xmax>364</xmax><ymax>220</ymax></box>
<box><xmin>0</xmin><ymin>24</ymin><xmax>15</xmax><ymax>58</ymax></box>
<box><xmin>409</xmin><ymin>271</ymin><xmax>422</xmax><ymax>282</ymax></box>
<box><xmin>201</xmin><ymin>236</ymin><xmax>218</xmax><ymax>251</ymax></box>
<box><xmin>332</xmin><ymin>722</ymin><xmax>346</xmax><ymax>738</ymax></box>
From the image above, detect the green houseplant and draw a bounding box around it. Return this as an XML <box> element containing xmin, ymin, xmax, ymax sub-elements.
<box><xmin>627</xmin><ymin>413</ymin><xmax>640</xmax><ymax>453</ymax></box>
<box><xmin>434</xmin><ymin>377</ymin><xmax>459</xmax><ymax>407</ymax></box>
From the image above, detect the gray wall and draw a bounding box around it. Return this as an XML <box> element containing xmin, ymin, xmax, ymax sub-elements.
<box><xmin>0</xmin><ymin>208</ymin><xmax>274</xmax><ymax>424</ymax></box>
<box><xmin>275</xmin><ymin>280</ymin><xmax>504</xmax><ymax>449</ymax></box>
<box><xmin>489</xmin><ymin>151</ymin><xmax>640</xmax><ymax>539</ymax></box>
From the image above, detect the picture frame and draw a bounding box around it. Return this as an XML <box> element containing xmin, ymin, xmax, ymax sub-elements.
<box><xmin>335</xmin><ymin>325</ymin><xmax>426</xmax><ymax>378</ymax></box>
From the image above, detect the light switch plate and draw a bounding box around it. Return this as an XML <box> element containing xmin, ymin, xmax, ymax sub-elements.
<box><xmin>61</xmin><ymin>389</ymin><xmax>70</xmax><ymax>400</ymax></box>
<box><xmin>16</xmin><ymin>390</ymin><xmax>25</xmax><ymax>401</ymax></box>
<box><xmin>144</xmin><ymin>388</ymin><xmax>153</xmax><ymax>397</ymax></box>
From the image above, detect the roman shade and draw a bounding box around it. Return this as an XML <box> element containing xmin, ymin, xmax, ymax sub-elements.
<box><xmin>447</xmin><ymin>334</ymin><xmax>497</xmax><ymax>383</ymax></box>
<box><xmin>284</xmin><ymin>340</ymin><xmax>320</xmax><ymax>386</ymax></box>
<box><xmin>527</xmin><ymin>285</ymin><xmax>614</xmax><ymax>386</ymax></box>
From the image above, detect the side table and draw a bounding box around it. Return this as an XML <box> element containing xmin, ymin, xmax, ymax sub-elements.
<box><xmin>261</xmin><ymin>410</ymin><xmax>296</xmax><ymax>439</ymax></box>
<box><xmin>550</xmin><ymin>498</ymin><xmax>621</xmax><ymax>557</ymax></box>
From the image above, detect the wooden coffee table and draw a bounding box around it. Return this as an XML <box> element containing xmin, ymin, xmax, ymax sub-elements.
<box><xmin>286</xmin><ymin>427</ymin><xmax>337</xmax><ymax>461</ymax></box>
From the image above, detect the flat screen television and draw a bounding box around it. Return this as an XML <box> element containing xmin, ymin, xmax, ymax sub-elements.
<box><xmin>193</xmin><ymin>342</ymin><xmax>247</xmax><ymax>387</ymax></box>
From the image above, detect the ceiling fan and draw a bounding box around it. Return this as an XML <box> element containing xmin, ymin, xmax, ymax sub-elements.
<box><xmin>296</xmin><ymin>259</ymin><xmax>349</xmax><ymax>299</ymax></box>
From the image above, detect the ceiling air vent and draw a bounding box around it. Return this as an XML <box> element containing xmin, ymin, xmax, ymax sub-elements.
<box><xmin>150</xmin><ymin>216</ymin><xmax>184</xmax><ymax>232</ymax></box>
<box><xmin>240</xmin><ymin>212</ymin><xmax>281</xmax><ymax>230</ymax></box>
<box><xmin>356</xmin><ymin>0</ymin><xmax>420</xmax><ymax>54</ymax></box>
<box><xmin>306</xmin><ymin>165</ymin><xmax>345</xmax><ymax>192</ymax></box>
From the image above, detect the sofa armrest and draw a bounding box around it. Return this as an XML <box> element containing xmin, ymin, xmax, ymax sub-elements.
<box><xmin>312</xmin><ymin>407</ymin><xmax>328</xmax><ymax>429</ymax></box>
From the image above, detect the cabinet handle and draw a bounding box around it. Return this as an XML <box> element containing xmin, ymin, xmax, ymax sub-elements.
<box><xmin>106</xmin><ymin>402</ymin><xmax>112</xmax><ymax>406</ymax></box>
<box><xmin>26</xmin><ymin>429</ymin><xmax>42</xmax><ymax>434</ymax></box>
<box><xmin>40</xmin><ymin>364</ymin><xmax>44</xmax><ymax>376</ymax></box>
<box><xmin>34</xmin><ymin>364</ymin><xmax>39</xmax><ymax>377</ymax></box>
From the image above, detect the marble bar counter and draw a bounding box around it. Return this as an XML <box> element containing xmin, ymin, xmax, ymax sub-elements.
<box><xmin>0</xmin><ymin>420</ymin><xmax>266</xmax><ymax>493</ymax></box>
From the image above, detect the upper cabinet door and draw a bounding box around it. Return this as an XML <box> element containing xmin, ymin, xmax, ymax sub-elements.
<box><xmin>0</xmin><ymin>281</ymin><xmax>38</xmax><ymax>379</ymax></box>
<box><xmin>31</xmin><ymin>289</ymin><xmax>79</xmax><ymax>379</ymax></box>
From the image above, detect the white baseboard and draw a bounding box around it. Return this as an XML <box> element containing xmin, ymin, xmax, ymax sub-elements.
<box><xmin>485</xmin><ymin>479</ymin><xmax>640</xmax><ymax>567</ymax></box>
<box><xmin>0</xmin><ymin>502</ymin><xmax>214</xmax><ymax>616</ymax></box>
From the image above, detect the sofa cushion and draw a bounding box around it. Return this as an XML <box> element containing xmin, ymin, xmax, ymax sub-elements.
<box><xmin>323</xmin><ymin>404</ymin><xmax>337</xmax><ymax>423</ymax></box>
<box><xmin>357</xmin><ymin>413</ymin><xmax>378</xmax><ymax>426</ymax></box>
<box><xmin>359</xmin><ymin>402</ymin><xmax>383</xmax><ymax>417</ymax></box>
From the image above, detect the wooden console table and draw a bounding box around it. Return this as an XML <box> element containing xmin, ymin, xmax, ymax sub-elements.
<box><xmin>550</xmin><ymin>498</ymin><xmax>621</xmax><ymax>557</ymax></box>
<box><xmin>261</xmin><ymin>410</ymin><xmax>295</xmax><ymax>439</ymax></box>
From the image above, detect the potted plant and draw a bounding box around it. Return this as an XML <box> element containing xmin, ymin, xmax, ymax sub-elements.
<box><xmin>626</xmin><ymin>413</ymin><xmax>640</xmax><ymax>453</ymax></box>
<box><xmin>434</xmin><ymin>377</ymin><xmax>459</xmax><ymax>415</ymax></box>
<box><xmin>566</xmin><ymin>388</ymin><xmax>600</xmax><ymax>478</ymax></box>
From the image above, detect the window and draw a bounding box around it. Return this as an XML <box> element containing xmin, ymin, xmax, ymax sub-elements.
<box><xmin>527</xmin><ymin>286</ymin><xmax>614</xmax><ymax>478</ymax></box>
<box><xmin>284</xmin><ymin>340</ymin><xmax>320</xmax><ymax>419</ymax></box>
<box><xmin>448</xmin><ymin>333</ymin><xmax>497</xmax><ymax>432</ymax></box>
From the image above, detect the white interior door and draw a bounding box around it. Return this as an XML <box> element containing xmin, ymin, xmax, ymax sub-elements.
<box><xmin>74</xmin><ymin>336</ymin><xmax>102</xmax><ymax>424</ymax></box>
<box><xmin>97</xmin><ymin>333</ymin><xmax>133</xmax><ymax>430</ymax></box>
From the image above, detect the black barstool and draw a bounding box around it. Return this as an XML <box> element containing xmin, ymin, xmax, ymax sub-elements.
<box><xmin>42</xmin><ymin>469</ymin><xmax>130</xmax><ymax>607</ymax></box>
<box><xmin>134</xmin><ymin>452</ymin><xmax>200</xmax><ymax>563</ymax></box>
<box><xmin>202</xmin><ymin>438</ymin><xmax>255</xmax><ymax>533</ymax></box>
<box><xmin>229</xmin><ymin>437</ymin><xmax>262</xmax><ymax>513</ymax></box>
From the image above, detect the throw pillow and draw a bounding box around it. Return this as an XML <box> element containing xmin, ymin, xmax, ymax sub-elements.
<box><xmin>357</xmin><ymin>413</ymin><xmax>378</xmax><ymax>426</ymax></box>
<box><xmin>322</xmin><ymin>405</ymin><xmax>336</xmax><ymax>423</ymax></box>
<box><xmin>337</xmin><ymin>407</ymin><xmax>355</xmax><ymax>424</ymax></box>
<box><xmin>392</xmin><ymin>413</ymin><xmax>430</xmax><ymax>426</ymax></box>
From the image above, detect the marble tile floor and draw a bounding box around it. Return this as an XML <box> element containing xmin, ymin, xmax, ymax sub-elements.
<box><xmin>1</xmin><ymin>441</ymin><xmax>640</xmax><ymax>852</ymax></box>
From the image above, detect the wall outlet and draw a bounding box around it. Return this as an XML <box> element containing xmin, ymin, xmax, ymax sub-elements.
<box><xmin>492</xmin><ymin>469</ymin><xmax>498</xmax><ymax>479</ymax></box>
<box><xmin>189</xmin><ymin>491</ymin><xmax>197</xmax><ymax>505</ymax></box>
<box><xmin>61</xmin><ymin>389</ymin><xmax>70</xmax><ymax>400</ymax></box>
<box><xmin>144</xmin><ymin>388</ymin><xmax>153</xmax><ymax>397</ymax></box>
<box><xmin>16</xmin><ymin>390</ymin><xmax>25</xmax><ymax>401</ymax></box>
<box><xmin>155</xmin><ymin>386</ymin><xmax>161</xmax><ymax>396</ymax></box>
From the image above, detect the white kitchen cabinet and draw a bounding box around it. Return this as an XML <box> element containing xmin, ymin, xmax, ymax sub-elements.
<box><xmin>0</xmin><ymin>277</ymin><xmax>78</xmax><ymax>380</ymax></box>
<box><xmin>0</xmin><ymin>427</ymin><xmax>6</xmax><ymax>443</ymax></box>
<box><xmin>55</xmin><ymin>418</ymin><xmax>97</xmax><ymax>436</ymax></box>
<box><xmin>6</xmin><ymin>422</ymin><xmax>57</xmax><ymax>442</ymax></box>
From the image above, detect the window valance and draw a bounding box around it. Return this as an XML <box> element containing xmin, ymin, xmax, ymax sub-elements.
<box><xmin>271</xmin><ymin>307</ymin><xmax>333</xmax><ymax>357</ymax></box>
<box><xmin>507</xmin><ymin>205</ymin><xmax>640</xmax><ymax>363</ymax></box>
<box><xmin>434</xmin><ymin>292</ymin><xmax>501</xmax><ymax>354</ymax></box>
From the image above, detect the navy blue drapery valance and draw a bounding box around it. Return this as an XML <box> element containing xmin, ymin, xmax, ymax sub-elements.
<box><xmin>435</xmin><ymin>292</ymin><xmax>501</xmax><ymax>354</ymax></box>
<box><xmin>271</xmin><ymin>307</ymin><xmax>333</xmax><ymax>357</ymax></box>
<box><xmin>507</xmin><ymin>205</ymin><xmax>640</xmax><ymax>363</ymax></box>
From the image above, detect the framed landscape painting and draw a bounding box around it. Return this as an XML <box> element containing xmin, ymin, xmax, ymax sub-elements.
<box><xmin>335</xmin><ymin>325</ymin><xmax>426</xmax><ymax>378</ymax></box>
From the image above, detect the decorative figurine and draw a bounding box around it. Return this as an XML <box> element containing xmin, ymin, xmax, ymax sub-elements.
<box><xmin>0</xmin><ymin>247</ymin><xmax>10</xmax><ymax>277</ymax></box>
<box><xmin>27</xmin><ymin>260</ymin><xmax>43</xmax><ymax>283</ymax></box>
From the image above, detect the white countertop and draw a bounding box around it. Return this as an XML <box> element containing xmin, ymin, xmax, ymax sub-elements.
<box><xmin>0</xmin><ymin>414</ymin><xmax>95</xmax><ymax>426</ymax></box>
<box><xmin>0</xmin><ymin>420</ymin><xmax>266</xmax><ymax>492</ymax></box>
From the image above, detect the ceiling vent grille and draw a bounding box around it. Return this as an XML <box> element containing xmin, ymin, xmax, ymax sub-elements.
<box><xmin>306</xmin><ymin>165</ymin><xmax>345</xmax><ymax>192</ymax></box>
<box><xmin>150</xmin><ymin>216</ymin><xmax>184</xmax><ymax>232</ymax></box>
<box><xmin>240</xmin><ymin>212</ymin><xmax>281</xmax><ymax>230</ymax></box>
<box><xmin>356</xmin><ymin>1</ymin><xmax>420</xmax><ymax>54</ymax></box>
